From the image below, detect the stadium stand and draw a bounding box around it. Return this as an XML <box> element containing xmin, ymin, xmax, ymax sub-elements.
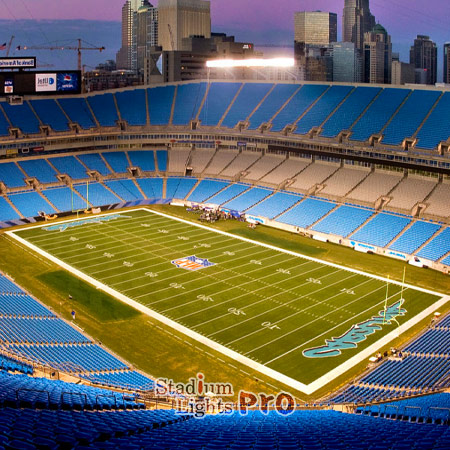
<box><xmin>294</xmin><ymin>85</ymin><xmax>354</xmax><ymax>135</ymax></box>
<box><xmin>222</xmin><ymin>187</ymin><xmax>273</xmax><ymax>212</ymax></box>
<box><xmin>260</xmin><ymin>156</ymin><xmax>311</xmax><ymax>186</ymax></box>
<box><xmin>187</xmin><ymin>179</ymin><xmax>229</xmax><ymax>203</ymax></box>
<box><xmin>204</xmin><ymin>149</ymin><xmax>238</xmax><ymax>176</ymax></box>
<box><xmin>17</xmin><ymin>159</ymin><xmax>58</xmax><ymax>183</ymax></box>
<box><xmin>115</xmin><ymin>89</ymin><xmax>147</xmax><ymax>126</ymax></box>
<box><xmin>104</xmin><ymin>179</ymin><xmax>142</xmax><ymax>202</ymax></box>
<box><xmin>320</xmin><ymin>166</ymin><xmax>371</xmax><ymax>197</ymax></box>
<box><xmin>276</xmin><ymin>198</ymin><xmax>336</xmax><ymax>228</ymax></box>
<box><xmin>128</xmin><ymin>150</ymin><xmax>156</xmax><ymax>172</ymax></box>
<box><xmin>2</xmin><ymin>102</ymin><xmax>41</xmax><ymax>135</ymax></box>
<box><xmin>0</xmin><ymin>105</ymin><xmax>11</xmax><ymax>136</ymax></box>
<box><xmin>416</xmin><ymin>228</ymin><xmax>450</xmax><ymax>261</ymax></box>
<box><xmin>136</xmin><ymin>178</ymin><xmax>163</xmax><ymax>198</ymax></box>
<box><xmin>41</xmin><ymin>186</ymin><xmax>86</xmax><ymax>212</ymax></box>
<box><xmin>86</xmin><ymin>93</ymin><xmax>118</xmax><ymax>127</ymax></box>
<box><xmin>101</xmin><ymin>151</ymin><xmax>130</xmax><ymax>173</ymax></box>
<box><xmin>242</xmin><ymin>154</ymin><xmax>285</xmax><ymax>181</ymax></box>
<box><xmin>405</xmin><ymin>329</ymin><xmax>450</xmax><ymax>356</ymax></box>
<box><xmin>270</xmin><ymin>84</ymin><xmax>328</xmax><ymax>132</ymax></box>
<box><xmin>246</xmin><ymin>192</ymin><xmax>302</xmax><ymax>219</ymax></box>
<box><xmin>221</xmin><ymin>83</ymin><xmax>273</xmax><ymax>129</ymax></box>
<box><xmin>423</xmin><ymin>183</ymin><xmax>450</xmax><ymax>218</ymax></box>
<box><xmin>30</xmin><ymin>99</ymin><xmax>69</xmax><ymax>132</ymax></box>
<box><xmin>220</xmin><ymin>151</ymin><xmax>261</xmax><ymax>177</ymax></box>
<box><xmin>388</xmin><ymin>220</ymin><xmax>441</xmax><ymax>255</ymax></box>
<box><xmin>350</xmin><ymin>88</ymin><xmax>410</xmax><ymax>142</ymax></box>
<box><xmin>350</xmin><ymin>213</ymin><xmax>411</xmax><ymax>248</ymax></box>
<box><xmin>8</xmin><ymin>191</ymin><xmax>55</xmax><ymax>217</ymax></box>
<box><xmin>77</xmin><ymin>152</ymin><xmax>112</xmax><ymax>176</ymax></box>
<box><xmin>289</xmin><ymin>162</ymin><xmax>339</xmax><ymax>192</ymax></box>
<box><xmin>73</xmin><ymin>183</ymin><xmax>120</xmax><ymax>207</ymax></box>
<box><xmin>0</xmin><ymin>162</ymin><xmax>27</xmax><ymax>187</ymax></box>
<box><xmin>320</xmin><ymin>86</ymin><xmax>381</xmax><ymax>138</ymax></box>
<box><xmin>148</xmin><ymin>85</ymin><xmax>175</xmax><ymax>125</ymax></box>
<box><xmin>207</xmin><ymin>183</ymin><xmax>250</xmax><ymax>206</ymax></box>
<box><xmin>57</xmin><ymin>97</ymin><xmax>96</xmax><ymax>129</ymax></box>
<box><xmin>167</xmin><ymin>148</ymin><xmax>191</xmax><ymax>173</ymax></box>
<box><xmin>188</xmin><ymin>148</ymin><xmax>215</xmax><ymax>174</ymax></box>
<box><xmin>165</xmin><ymin>177</ymin><xmax>197</xmax><ymax>199</ymax></box>
<box><xmin>172</xmin><ymin>82</ymin><xmax>208</xmax><ymax>125</ymax></box>
<box><xmin>48</xmin><ymin>155</ymin><xmax>88</xmax><ymax>179</ymax></box>
<box><xmin>198</xmin><ymin>82</ymin><xmax>242</xmax><ymax>126</ymax></box>
<box><xmin>156</xmin><ymin>150</ymin><xmax>168</xmax><ymax>172</ymax></box>
<box><xmin>387</xmin><ymin>176</ymin><xmax>438</xmax><ymax>210</ymax></box>
<box><xmin>311</xmin><ymin>205</ymin><xmax>375</xmax><ymax>237</ymax></box>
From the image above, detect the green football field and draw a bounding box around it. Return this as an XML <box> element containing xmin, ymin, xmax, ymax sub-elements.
<box><xmin>10</xmin><ymin>208</ymin><xmax>446</xmax><ymax>394</ymax></box>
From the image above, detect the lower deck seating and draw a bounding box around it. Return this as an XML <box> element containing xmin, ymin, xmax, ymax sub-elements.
<box><xmin>8</xmin><ymin>192</ymin><xmax>56</xmax><ymax>218</ymax></box>
<box><xmin>104</xmin><ymin>179</ymin><xmax>142</xmax><ymax>202</ymax></box>
<box><xmin>416</xmin><ymin>228</ymin><xmax>450</xmax><ymax>261</ymax></box>
<box><xmin>41</xmin><ymin>187</ymin><xmax>86</xmax><ymax>212</ymax></box>
<box><xmin>187</xmin><ymin>179</ymin><xmax>229</xmax><ymax>203</ymax></box>
<box><xmin>222</xmin><ymin>187</ymin><xmax>272</xmax><ymax>212</ymax></box>
<box><xmin>136</xmin><ymin>178</ymin><xmax>164</xmax><ymax>199</ymax></box>
<box><xmin>276</xmin><ymin>198</ymin><xmax>336</xmax><ymax>229</ymax></box>
<box><xmin>207</xmin><ymin>183</ymin><xmax>249</xmax><ymax>206</ymax></box>
<box><xmin>165</xmin><ymin>177</ymin><xmax>197</xmax><ymax>199</ymax></box>
<box><xmin>246</xmin><ymin>192</ymin><xmax>302</xmax><ymax>219</ymax></box>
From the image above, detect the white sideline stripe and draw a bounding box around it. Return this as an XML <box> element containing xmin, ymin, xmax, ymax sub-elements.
<box><xmin>7</xmin><ymin>207</ymin><xmax>450</xmax><ymax>395</ymax></box>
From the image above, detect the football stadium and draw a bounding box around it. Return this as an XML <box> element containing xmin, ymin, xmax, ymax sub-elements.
<box><xmin>0</xmin><ymin>72</ymin><xmax>450</xmax><ymax>448</ymax></box>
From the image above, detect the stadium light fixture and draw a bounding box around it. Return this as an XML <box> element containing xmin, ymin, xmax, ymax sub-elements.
<box><xmin>206</xmin><ymin>58</ymin><xmax>295</xmax><ymax>68</ymax></box>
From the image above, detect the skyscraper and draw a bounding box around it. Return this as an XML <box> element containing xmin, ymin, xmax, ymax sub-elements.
<box><xmin>134</xmin><ymin>3</ymin><xmax>158</xmax><ymax>74</ymax></box>
<box><xmin>343</xmin><ymin>0</ymin><xmax>376</xmax><ymax>52</ymax></box>
<box><xmin>444</xmin><ymin>43</ymin><xmax>450</xmax><ymax>84</ymax></box>
<box><xmin>294</xmin><ymin>11</ymin><xmax>337</xmax><ymax>46</ymax></box>
<box><xmin>332</xmin><ymin>42</ymin><xmax>361</xmax><ymax>82</ymax></box>
<box><xmin>410</xmin><ymin>35</ymin><xmax>437</xmax><ymax>85</ymax></box>
<box><xmin>363</xmin><ymin>24</ymin><xmax>392</xmax><ymax>84</ymax></box>
<box><xmin>158</xmin><ymin>0</ymin><xmax>211</xmax><ymax>51</ymax></box>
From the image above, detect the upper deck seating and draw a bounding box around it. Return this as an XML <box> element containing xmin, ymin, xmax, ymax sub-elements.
<box><xmin>87</xmin><ymin>93</ymin><xmax>118</xmax><ymax>127</ymax></box>
<box><xmin>77</xmin><ymin>153</ymin><xmax>111</xmax><ymax>176</ymax></box>
<box><xmin>115</xmin><ymin>89</ymin><xmax>147</xmax><ymax>126</ymax></box>
<box><xmin>2</xmin><ymin>102</ymin><xmax>40</xmax><ymax>134</ymax></box>
<box><xmin>49</xmin><ymin>156</ymin><xmax>88</xmax><ymax>179</ymax></box>
<box><xmin>30</xmin><ymin>99</ymin><xmax>69</xmax><ymax>132</ymax></box>
<box><xmin>58</xmin><ymin>97</ymin><xmax>96</xmax><ymax>129</ymax></box>
<box><xmin>172</xmin><ymin>82</ymin><xmax>207</xmax><ymax>125</ymax></box>
<box><xmin>148</xmin><ymin>85</ymin><xmax>175</xmax><ymax>125</ymax></box>
<box><xmin>128</xmin><ymin>151</ymin><xmax>155</xmax><ymax>172</ymax></box>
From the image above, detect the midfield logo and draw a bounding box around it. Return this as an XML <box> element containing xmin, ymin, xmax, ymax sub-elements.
<box><xmin>171</xmin><ymin>255</ymin><xmax>215</xmax><ymax>271</ymax></box>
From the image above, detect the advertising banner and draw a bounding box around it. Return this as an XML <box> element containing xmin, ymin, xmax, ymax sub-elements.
<box><xmin>35</xmin><ymin>73</ymin><xmax>57</xmax><ymax>92</ymax></box>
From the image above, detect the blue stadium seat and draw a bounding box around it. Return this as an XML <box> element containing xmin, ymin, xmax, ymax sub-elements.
<box><xmin>276</xmin><ymin>198</ymin><xmax>336</xmax><ymax>228</ymax></box>
<box><xmin>271</xmin><ymin>84</ymin><xmax>328</xmax><ymax>132</ymax></box>
<box><xmin>58</xmin><ymin>97</ymin><xmax>96</xmax><ymax>129</ymax></box>
<box><xmin>0</xmin><ymin>162</ymin><xmax>27</xmax><ymax>187</ymax></box>
<box><xmin>165</xmin><ymin>177</ymin><xmax>197</xmax><ymax>199</ymax></box>
<box><xmin>101</xmin><ymin>152</ymin><xmax>129</xmax><ymax>173</ymax></box>
<box><xmin>172</xmin><ymin>82</ymin><xmax>208</xmax><ymax>125</ymax></box>
<box><xmin>148</xmin><ymin>85</ymin><xmax>175</xmax><ymax>125</ymax></box>
<box><xmin>294</xmin><ymin>85</ymin><xmax>354</xmax><ymax>135</ymax></box>
<box><xmin>42</xmin><ymin>186</ymin><xmax>86</xmax><ymax>212</ymax></box>
<box><xmin>115</xmin><ymin>89</ymin><xmax>147</xmax><ymax>126</ymax></box>
<box><xmin>198</xmin><ymin>83</ymin><xmax>242</xmax><ymax>126</ymax></box>
<box><xmin>87</xmin><ymin>93</ymin><xmax>119</xmax><ymax>127</ymax></box>
<box><xmin>321</xmin><ymin>87</ymin><xmax>381</xmax><ymax>138</ymax></box>
<box><xmin>74</xmin><ymin>183</ymin><xmax>121</xmax><ymax>207</ymax></box>
<box><xmin>104</xmin><ymin>179</ymin><xmax>142</xmax><ymax>202</ymax></box>
<box><xmin>416</xmin><ymin>227</ymin><xmax>450</xmax><ymax>261</ymax></box>
<box><xmin>221</xmin><ymin>83</ymin><xmax>273</xmax><ymax>129</ymax></box>
<box><xmin>49</xmin><ymin>156</ymin><xmax>88</xmax><ymax>179</ymax></box>
<box><xmin>17</xmin><ymin>159</ymin><xmax>58</xmax><ymax>183</ymax></box>
<box><xmin>77</xmin><ymin>153</ymin><xmax>111</xmax><ymax>176</ymax></box>
<box><xmin>0</xmin><ymin>105</ymin><xmax>11</xmax><ymax>136</ymax></box>
<box><xmin>350</xmin><ymin>88</ymin><xmax>410</xmax><ymax>142</ymax></box>
<box><xmin>30</xmin><ymin>99</ymin><xmax>69</xmax><ymax>132</ymax></box>
<box><xmin>187</xmin><ymin>179</ymin><xmax>229</xmax><ymax>203</ymax></box>
<box><xmin>136</xmin><ymin>178</ymin><xmax>164</xmax><ymax>199</ymax></box>
<box><xmin>389</xmin><ymin>221</ymin><xmax>441</xmax><ymax>254</ymax></box>
<box><xmin>8</xmin><ymin>191</ymin><xmax>56</xmax><ymax>217</ymax></box>
<box><xmin>207</xmin><ymin>183</ymin><xmax>250</xmax><ymax>206</ymax></box>
<box><xmin>156</xmin><ymin>150</ymin><xmax>168</xmax><ymax>171</ymax></box>
<box><xmin>128</xmin><ymin>151</ymin><xmax>155</xmax><ymax>172</ymax></box>
<box><xmin>246</xmin><ymin>192</ymin><xmax>302</xmax><ymax>219</ymax></box>
<box><xmin>222</xmin><ymin>187</ymin><xmax>272</xmax><ymax>212</ymax></box>
<box><xmin>2</xmin><ymin>102</ymin><xmax>40</xmax><ymax>134</ymax></box>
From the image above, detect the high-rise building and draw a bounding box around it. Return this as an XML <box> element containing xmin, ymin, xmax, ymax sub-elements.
<box><xmin>294</xmin><ymin>11</ymin><xmax>337</xmax><ymax>46</ymax></box>
<box><xmin>331</xmin><ymin>42</ymin><xmax>361</xmax><ymax>82</ymax></box>
<box><xmin>158</xmin><ymin>0</ymin><xmax>211</xmax><ymax>51</ymax></box>
<box><xmin>343</xmin><ymin>0</ymin><xmax>376</xmax><ymax>52</ymax></box>
<box><xmin>410</xmin><ymin>35</ymin><xmax>437</xmax><ymax>85</ymax></box>
<box><xmin>363</xmin><ymin>24</ymin><xmax>392</xmax><ymax>84</ymax></box>
<box><xmin>444</xmin><ymin>43</ymin><xmax>450</xmax><ymax>84</ymax></box>
<box><xmin>391</xmin><ymin>61</ymin><xmax>415</xmax><ymax>85</ymax></box>
<box><xmin>135</xmin><ymin>4</ymin><xmax>158</xmax><ymax>74</ymax></box>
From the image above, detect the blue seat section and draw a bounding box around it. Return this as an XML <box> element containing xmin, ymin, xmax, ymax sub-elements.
<box><xmin>331</xmin><ymin>385</ymin><xmax>404</xmax><ymax>403</ymax></box>
<box><xmin>0</xmin><ymin>317</ymin><xmax>90</xmax><ymax>344</ymax></box>
<box><xmin>382</xmin><ymin>90</ymin><xmax>441</xmax><ymax>146</ymax></box>
<box><xmin>271</xmin><ymin>84</ymin><xmax>328</xmax><ymax>132</ymax></box>
<box><xmin>83</xmin><ymin>371</ymin><xmax>154</xmax><ymax>391</ymax></box>
<box><xmin>221</xmin><ymin>83</ymin><xmax>273</xmax><ymax>128</ymax></box>
<box><xmin>29</xmin><ymin>99</ymin><xmax>69</xmax><ymax>132</ymax></box>
<box><xmin>74</xmin><ymin>183</ymin><xmax>120</xmax><ymax>207</ymax></box>
<box><xmin>312</xmin><ymin>205</ymin><xmax>374</xmax><ymax>237</ymax></box>
<box><xmin>417</xmin><ymin>227</ymin><xmax>450</xmax><ymax>261</ymax></box>
<box><xmin>77</xmin><ymin>153</ymin><xmax>111</xmax><ymax>176</ymax></box>
<box><xmin>115</xmin><ymin>89</ymin><xmax>147</xmax><ymax>126</ymax></box>
<box><xmin>50</xmin><ymin>156</ymin><xmax>88</xmax><ymax>179</ymax></box>
<box><xmin>12</xmin><ymin>343</ymin><xmax>128</xmax><ymax>372</ymax></box>
<box><xmin>101</xmin><ymin>151</ymin><xmax>129</xmax><ymax>173</ymax></box>
<box><xmin>222</xmin><ymin>187</ymin><xmax>273</xmax><ymax>212</ymax></box>
<box><xmin>87</xmin><ymin>93</ymin><xmax>118</xmax><ymax>127</ymax></box>
<box><xmin>321</xmin><ymin>87</ymin><xmax>381</xmax><ymax>138</ymax></box>
<box><xmin>128</xmin><ymin>150</ymin><xmax>155</xmax><ymax>171</ymax></box>
<box><xmin>438</xmin><ymin>314</ymin><xmax>450</xmax><ymax>329</ymax></box>
<box><xmin>404</xmin><ymin>329</ymin><xmax>450</xmax><ymax>356</ymax></box>
<box><xmin>187</xmin><ymin>179</ymin><xmax>229</xmax><ymax>203</ymax></box>
<box><xmin>42</xmin><ymin>186</ymin><xmax>86</xmax><ymax>212</ymax></box>
<box><xmin>148</xmin><ymin>85</ymin><xmax>175</xmax><ymax>125</ymax></box>
<box><xmin>156</xmin><ymin>150</ymin><xmax>167</xmax><ymax>171</ymax></box>
<box><xmin>104</xmin><ymin>179</ymin><xmax>142</xmax><ymax>202</ymax></box>
<box><xmin>389</xmin><ymin>221</ymin><xmax>441</xmax><ymax>254</ymax></box>
<box><xmin>0</xmin><ymin>162</ymin><xmax>26</xmax><ymax>187</ymax></box>
<box><xmin>0</xmin><ymin>293</ymin><xmax>54</xmax><ymax>317</ymax></box>
<box><xmin>136</xmin><ymin>177</ymin><xmax>164</xmax><ymax>199</ymax></box>
<box><xmin>276</xmin><ymin>198</ymin><xmax>336</xmax><ymax>228</ymax></box>
<box><xmin>172</xmin><ymin>82</ymin><xmax>208</xmax><ymax>125</ymax></box>
<box><xmin>294</xmin><ymin>85</ymin><xmax>354</xmax><ymax>135</ymax></box>
<box><xmin>416</xmin><ymin>92</ymin><xmax>450</xmax><ymax>150</ymax></box>
<box><xmin>442</xmin><ymin>254</ymin><xmax>450</xmax><ymax>266</ymax></box>
<box><xmin>0</xmin><ymin>106</ymin><xmax>10</xmax><ymax>135</ymax></box>
<box><xmin>17</xmin><ymin>159</ymin><xmax>58</xmax><ymax>183</ymax></box>
<box><xmin>207</xmin><ymin>183</ymin><xmax>250</xmax><ymax>205</ymax></box>
<box><xmin>0</xmin><ymin>275</ymin><xmax>26</xmax><ymax>294</ymax></box>
<box><xmin>2</xmin><ymin>102</ymin><xmax>40</xmax><ymax>134</ymax></box>
<box><xmin>0</xmin><ymin>354</ymin><xmax>32</xmax><ymax>374</ymax></box>
<box><xmin>165</xmin><ymin>177</ymin><xmax>198</xmax><ymax>199</ymax></box>
<box><xmin>350</xmin><ymin>88</ymin><xmax>410</xmax><ymax>141</ymax></box>
<box><xmin>198</xmin><ymin>82</ymin><xmax>242</xmax><ymax>126</ymax></box>
<box><xmin>350</xmin><ymin>213</ymin><xmax>411</xmax><ymax>248</ymax></box>
<box><xmin>248</xmin><ymin>84</ymin><xmax>299</xmax><ymax>130</ymax></box>
<box><xmin>246</xmin><ymin>192</ymin><xmax>302</xmax><ymax>220</ymax></box>
<box><xmin>0</xmin><ymin>197</ymin><xmax>21</xmax><ymax>221</ymax></box>
<box><xmin>8</xmin><ymin>192</ymin><xmax>55</xmax><ymax>217</ymax></box>
<box><xmin>0</xmin><ymin>371</ymin><xmax>142</xmax><ymax>410</ymax></box>
<box><xmin>58</xmin><ymin>97</ymin><xmax>96</xmax><ymax>129</ymax></box>
<box><xmin>360</xmin><ymin>356</ymin><xmax>450</xmax><ymax>389</ymax></box>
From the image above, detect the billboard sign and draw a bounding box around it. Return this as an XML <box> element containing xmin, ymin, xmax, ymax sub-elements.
<box><xmin>0</xmin><ymin>57</ymin><xmax>36</xmax><ymax>69</ymax></box>
<box><xmin>56</xmin><ymin>72</ymin><xmax>79</xmax><ymax>92</ymax></box>
<box><xmin>35</xmin><ymin>73</ymin><xmax>57</xmax><ymax>92</ymax></box>
<box><xmin>4</xmin><ymin>79</ymin><xmax>13</xmax><ymax>94</ymax></box>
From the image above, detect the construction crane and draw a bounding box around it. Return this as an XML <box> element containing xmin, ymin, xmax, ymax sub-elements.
<box><xmin>6</xmin><ymin>36</ymin><xmax>14</xmax><ymax>56</ymax></box>
<box><xmin>16</xmin><ymin>39</ymin><xmax>105</xmax><ymax>72</ymax></box>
